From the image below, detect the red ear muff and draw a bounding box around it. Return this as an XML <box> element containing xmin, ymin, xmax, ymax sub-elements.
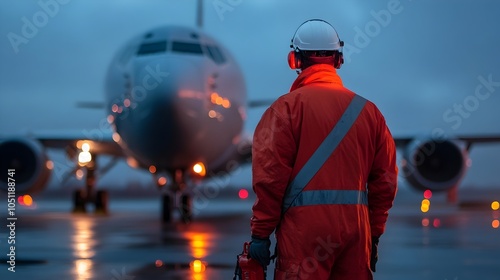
<box><xmin>288</xmin><ymin>50</ymin><xmax>301</xmax><ymax>69</ymax></box>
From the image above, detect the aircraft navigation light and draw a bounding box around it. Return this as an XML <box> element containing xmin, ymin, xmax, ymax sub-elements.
<box><xmin>157</xmin><ymin>177</ymin><xmax>167</xmax><ymax>186</ymax></box>
<box><xmin>112</xmin><ymin>132</ymin><xmax>121</xmax><ymax>142</ymax></box>
<box><xmin>149</xmin><ymin>165</ymin><xmax>157</xmax><ymax>173</ymax></box>
<box><xmin>215</xmin><ymin>96</ymin><xmax>223</xmax><ymax>105</ymax></box>
<box><xmin>126</xmin><ymin>157</ymin><xmax>139</xmax><ymax>168</ymax></box>
<box><xmin>210</xmin><ymin>92</ymin><xmax>218</xmax><ymax>103</ymax></box>
<box><xmin>76</xmin><ymin>169</ymin><xmax>84</xmax><ymax>180</ymax></box>
<box><xmin>81</xmin><ymin>143</ymin><xmax>90</xmax><ymax>152</ymax></box>
<box><xmin>78</xmin><ymin>151</ymin><xmax>92</xmax><ymax>165</ymax></box>
<box><xmin>76</xmin><ymin>140</ymin><xmax>83</xmax><ymax>149</ymax></box>
<box><xmin>193</xmin><ymin>162</ymin><xmax>206</xmax><ymax>177</ymax></box>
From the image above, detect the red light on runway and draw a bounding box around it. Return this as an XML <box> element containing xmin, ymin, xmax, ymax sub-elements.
<box><xmin>18</xmin><ymin>196</ymin><xmax>25</xmax><ymax>206</ymax></box>
<box><xmin>492</xmin><ymin>220</ymin><xmax>499</xmax><ymax>229</ymax></box>
<box><xmin>155</xmin><ymin>259</ymin><xmax>163</xmax><ymax>267</ymax></box>
<box><xmin>433</xmin><ymin>218</ymin><xmax>441</xmax><ymax>228</ymax></box>
<box><xmin>422</xmin><ymin>218</ymin><xmax>430</xmax><ymax>227</ymax></box>
<box><xmin>238</xmin><ymin>189</ymin><xmax>249</xmax><ymax>199</ymax></box>
<box><xmin>424</xmin><ymin>190</ymin><xmax>432</xmax><ymax>199</ymax></box>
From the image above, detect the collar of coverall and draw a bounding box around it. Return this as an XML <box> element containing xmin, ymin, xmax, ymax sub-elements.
<box><xmin>290</xmin><ymin>64</ymin><xmax>343</xmax><ymax>92</ymax></box>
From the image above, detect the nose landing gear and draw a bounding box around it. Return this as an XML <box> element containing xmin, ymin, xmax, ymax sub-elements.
<box><xmin>159</xmin><ymin>169</ymin><xmax>192</xmax><ymax>223</ymax></box>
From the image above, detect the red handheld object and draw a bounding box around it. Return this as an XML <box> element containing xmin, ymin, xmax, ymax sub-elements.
<box><xmin>235</xmin><ymin>242</ymin><xmax>266</xmax><ymax>280</ymax></box>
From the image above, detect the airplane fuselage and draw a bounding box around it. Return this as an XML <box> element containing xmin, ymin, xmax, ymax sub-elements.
<box><xmin>105</xmin><ymin>26</ymin><xmax>247</xmax><ymax>172</ymax></box>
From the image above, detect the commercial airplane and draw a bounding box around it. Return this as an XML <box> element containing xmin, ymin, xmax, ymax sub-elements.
<box><xmin>1</xmin><ymin>1</ymin><xmax>499</xmax><ymax>222</ymax></box>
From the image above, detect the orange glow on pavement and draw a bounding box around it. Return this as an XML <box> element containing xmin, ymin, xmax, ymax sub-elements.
<box><xmin>190</xmin><ymin>260</ymin><xmax>206</xmax><ymax>273</ymax></box>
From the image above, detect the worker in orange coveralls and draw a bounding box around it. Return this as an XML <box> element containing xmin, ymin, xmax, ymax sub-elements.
<box><xmin>249</xmin><ymin>19</ymin><xmax>398</xmax><ymax>279</ymax></box>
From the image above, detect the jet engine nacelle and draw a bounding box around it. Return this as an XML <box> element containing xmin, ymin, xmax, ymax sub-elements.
<box><xmin>0</xmin><ymin>138</ymin><xmax>51</xmax><ymax>194</ymax></box>
<box><xmin>401</xmin><ymin>138</ymin><xmax>469</xmax><ymax>192</ymax></box>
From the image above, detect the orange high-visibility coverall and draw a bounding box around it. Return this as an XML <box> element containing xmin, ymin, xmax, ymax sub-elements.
<box><xmin>251</xmin><ymin>64</ymin><xmax>398</xmax><ymax>279</ymax></box>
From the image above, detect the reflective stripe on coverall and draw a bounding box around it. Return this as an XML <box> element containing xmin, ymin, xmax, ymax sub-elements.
<box><xmin>251</xmin><ymin>64</ymin><xmax>398</xmax><ymax>280</ymax></box>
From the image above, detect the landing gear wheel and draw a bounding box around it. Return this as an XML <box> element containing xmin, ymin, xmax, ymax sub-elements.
<box><xmin>95</xmin><ymin>190</ymin><xmax>109</xmax><ymax>215</ymax></box>
<box><xmin>180</xmin><ymin>194</ymin><xmax>192</xmax><ymax>223</ymax></box>
<box><xmin>162</xmin><ymin>194</ymin><xmax>173</xmax><ymax>223</ymax></box>
<box><xmin>72</xmin><ymin>189</ymin><xmax>86</xmax><ymax>213</ymax></box>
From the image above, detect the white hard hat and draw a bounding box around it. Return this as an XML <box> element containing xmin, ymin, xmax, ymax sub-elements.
<box><xmin>291</xmin><ymin>19</ymin><xmax>343</xmax><ymax>51</ymax></box>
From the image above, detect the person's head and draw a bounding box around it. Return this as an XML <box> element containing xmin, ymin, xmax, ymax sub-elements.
<box><xmin>287</xmin><ymin>19</ymin><xmax>344</xmax><ymax>71</ymax></box>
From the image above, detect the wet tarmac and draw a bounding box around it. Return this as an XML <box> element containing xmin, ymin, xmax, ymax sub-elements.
<box><xmin>1</xmin><ymin>186</ymin><xmax>499</xmax><ymax>280</ymax></box>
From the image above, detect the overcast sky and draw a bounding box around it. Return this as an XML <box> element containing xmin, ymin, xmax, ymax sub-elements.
<box><xmin>1</xmin><ymin>0</ymin><xmax>499</xmax><ymax>191</ymax></box>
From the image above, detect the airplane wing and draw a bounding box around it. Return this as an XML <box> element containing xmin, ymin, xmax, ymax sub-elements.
<box><xmin>12</xmin><ymin>129</ymin><xmax>124</xmax><ymax>156</ymax></box>
<box><xmin>0</xmin><ymin>129</ymin><xmax>125</xmax><ymax>195</ymax></box>
<box><xmin>0</xmin><ymin>129</ymin><xmax>125</xmax><ymax>156</ymax></box>
<box><xmin>393</xmin><ymin>134</ymin><xmax>500</xmax><ymax>150</ymax></box>
<box><xmin>247</xmin><ymin>99</ymin><xmax>276</xmax><ymax>108</ymax></box>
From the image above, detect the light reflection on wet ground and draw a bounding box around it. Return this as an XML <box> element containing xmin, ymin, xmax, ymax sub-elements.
<box><xmin>0</xmin><ymin>188</ymin><xmax>499</xmax><ymax>279</ymax></box>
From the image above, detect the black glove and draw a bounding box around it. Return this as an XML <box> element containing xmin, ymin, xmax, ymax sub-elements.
<box><xmin>248</xmin><ymin>236</ymin><xmax>271</xmax><ymax>267</ymax></box>
<box><xmin>370</xmin><ymin>236</ymin><xmax>380</xmax><ymax>272</ymax></box>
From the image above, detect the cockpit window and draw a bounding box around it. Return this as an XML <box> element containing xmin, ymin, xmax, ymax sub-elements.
<box><xmin>206</xmin><ymin>45</ymin><xmax>226</xmax><ymax>64</ymax></box>
<box><xmin>172</xmin><ymin>42</ymin><xmax>203</xmax><ymax>54</ymax></box>
<box><xmin>137</xmin><ymin>41</ymin><xmax>167</xmax><ymax>55</ymax></box>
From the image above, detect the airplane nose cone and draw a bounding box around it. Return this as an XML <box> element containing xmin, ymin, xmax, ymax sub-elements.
<box><xmin>120</xmin><ymin>58</ymin><xmax>206</xmax><ymax>168</ymax></box>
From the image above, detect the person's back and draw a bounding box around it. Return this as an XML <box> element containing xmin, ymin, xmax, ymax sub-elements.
<box><xmin>249</xmin><ymin>19</ymin><xmax>398</xmax><ymax>280</ymax></box>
